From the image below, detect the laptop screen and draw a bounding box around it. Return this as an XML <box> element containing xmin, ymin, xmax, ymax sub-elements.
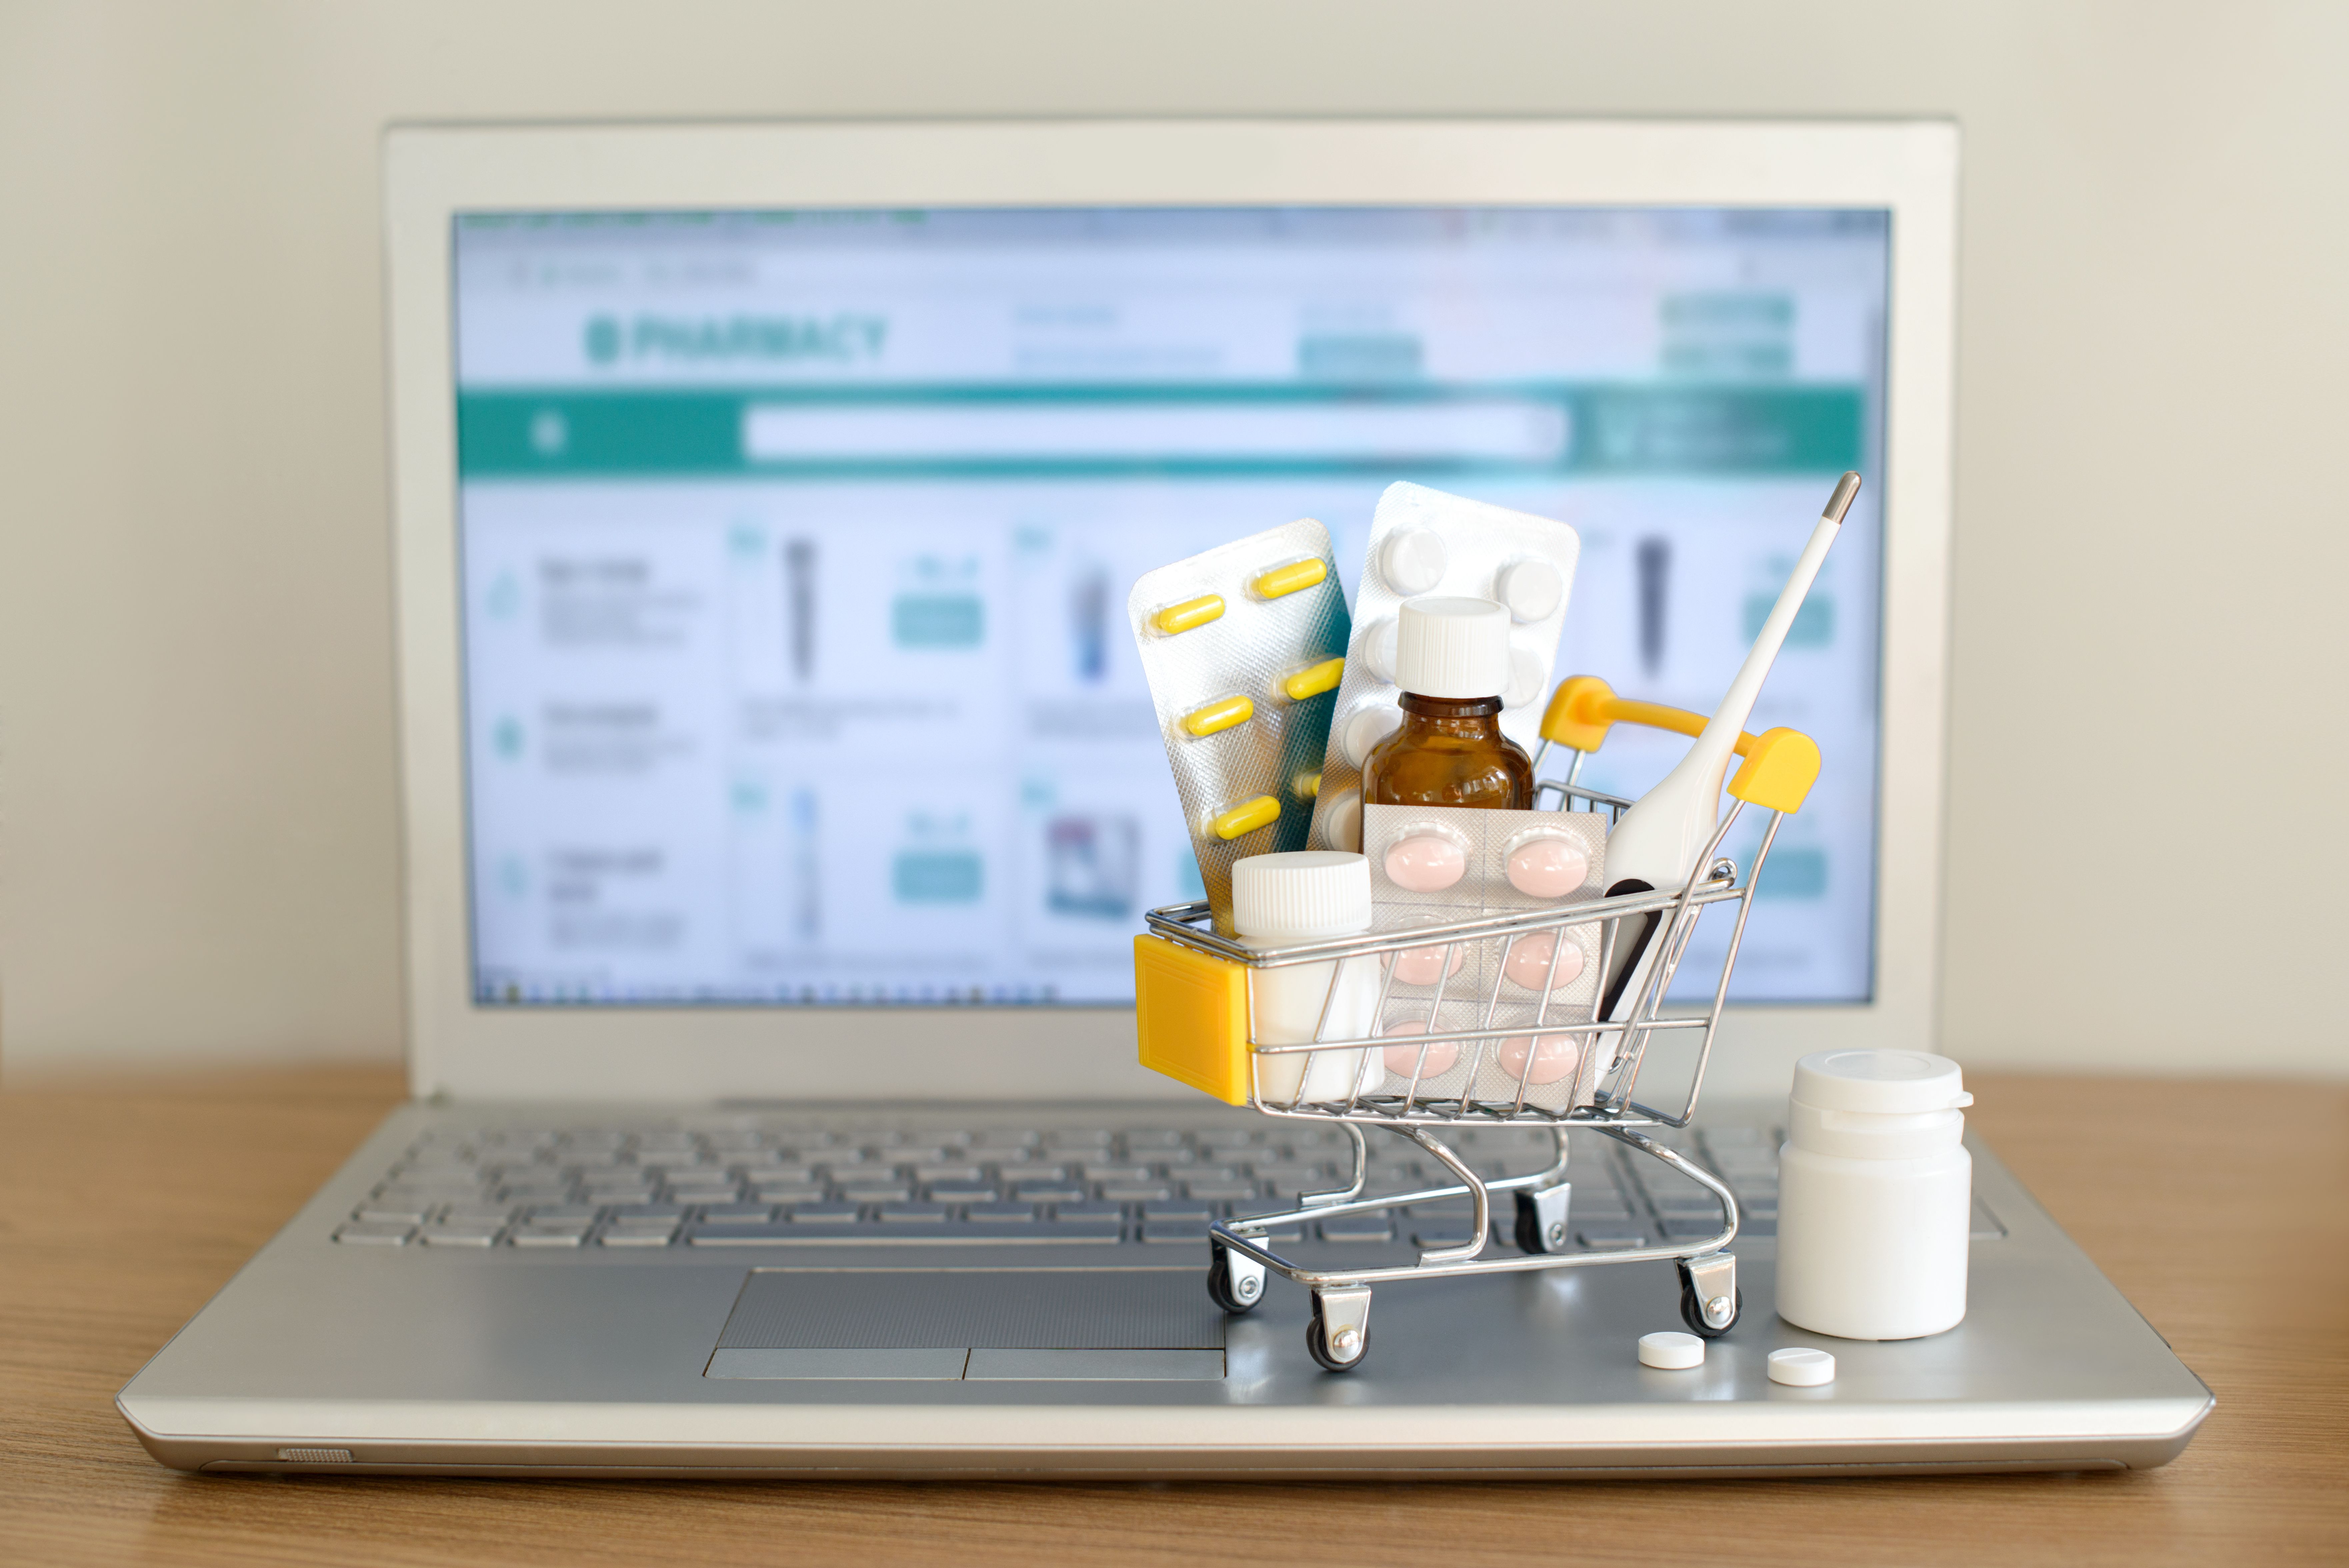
<box><xmin>450</xmin><ymin>206</ymin><xmax>1888</xmax><ymax>1010</ymax></box>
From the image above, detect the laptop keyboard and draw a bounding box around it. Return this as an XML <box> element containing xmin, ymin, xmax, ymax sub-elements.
<box><xmin>331</xmin><ymin>1119</ymin><xmax>1825</xmax><ymax>1253</ymax></box>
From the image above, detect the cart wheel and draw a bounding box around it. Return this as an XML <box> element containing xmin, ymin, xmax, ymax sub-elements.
<box><xmin>1206</xmin><ymin>1243</ymin><xmax>1263</xmax><ymax>1315</ymax></box>
<box><xmin>1678</xmin><ymin>1280</ymin><xmax>1742</xmax><ymax>1339</ymax></box>
<box><xmin>1306</xmin><ymin>1305</ymin><xmax>1370</xmax><ymax>1374</ymax></box>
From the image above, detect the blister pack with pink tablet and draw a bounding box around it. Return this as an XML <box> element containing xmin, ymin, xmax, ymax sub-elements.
<box><xmin>1363</xmin><ymin>802</ymin><xmax>1608</xmax><ymax>1110</ymax></box>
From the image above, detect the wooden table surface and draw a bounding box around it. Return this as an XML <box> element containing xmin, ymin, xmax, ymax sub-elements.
<box><xmin>2</xmin><ymin>1065</ymin><xmax>2343</xmax><ymax>1567</ymax></box>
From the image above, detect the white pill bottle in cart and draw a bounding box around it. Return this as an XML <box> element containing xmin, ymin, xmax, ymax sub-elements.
<box><xmin>1231</xmin><ymin>852</ymin><xmax>1382</xmax><ymax>1104</ymax></box>
<box><xmin>1776</xmin><ymin>1049</ymin><xmax>1975</xmax><ymax>1340</ymax></box>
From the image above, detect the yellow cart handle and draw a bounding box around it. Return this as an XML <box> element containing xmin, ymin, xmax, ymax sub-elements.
<box><xmin>1538</xmin><ymin>675</ymin><xmax>1822</xmax><ymax>815</ymax></box>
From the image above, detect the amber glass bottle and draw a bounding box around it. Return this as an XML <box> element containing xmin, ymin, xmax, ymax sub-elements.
<box><xmin>1362</xmin><ymin>692</ymin><xmax>1534</xmax><ymax>809</ymax></box>
<box><xmin>1360</xmin><ymin>596</ymin><xmax>1534</xmax><ymax>810</ymax></box>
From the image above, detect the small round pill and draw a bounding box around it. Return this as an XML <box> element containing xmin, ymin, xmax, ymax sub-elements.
<box><xmin>1505</xmin><ymin>837</ymin><xmax>1590</xmax><ymax>898</ymax></box>
<box><xmin>1362</xmin><ymin>619</ymin><xmax>1400</xmax><ymax>684</ymax></box>
<box><xmin>1497</xmin><ymin>1033</ymin><xmax>1580</xmax><ymax>1086</ymax></box>
<box><xmin>1502</xmin><ymin>648</ymin><xmax>1546</xmax><ymax>710</ymax></box>
<box><xmin>1497</xmin><ymin>558</ymin><xmax>1564</xmax><ymax>623</ymax></box>
<box><xmin>1382</xmin><ymin>943</ymin><xmax>1466</xmax><ymax>986</ymax></box>
<box><xmin>1340</xmin><ymin>702</ymin><xmax>1404</xmax><ymax>769</ymax></box>
<box><xmin>1503</xmin><ymin>932</ymin><xmax>1587</xmax><ymax>992</ymax></box>
<box><xmin>1380</xmin><ymin>1019</ymin><xmax>1460</xmax><ymax>1078</ymax></box>
<box><xmin>1380</xmin><ymin>528</ymin><xmax>1448</xmax><ymax>595</ymax></box>
<box><xmin>1768</xmin><ymin>1347</ymin><xmax>1836</xmax><ymax>1386</ymax></box>
<box><xmin>1384</xmin><ymin>834</ymin><xmax>1466</xmax><ymax>892</ymax></box>
<box><xmin>1639</xmin><ymin>1331</ymin><xmax>1706</xmax><ymax>1370</ymax></box>
<box><xmin>1319</xmin><ymin>787</ymin><xmax>1363</xmax><ymax>852</ymax></box>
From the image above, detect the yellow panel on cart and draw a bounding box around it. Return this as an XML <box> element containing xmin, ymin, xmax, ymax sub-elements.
<box><xmin>1132</xmin><ymin>934</ymin><xmax>1252</xmax><ymax>1105</ymax></box>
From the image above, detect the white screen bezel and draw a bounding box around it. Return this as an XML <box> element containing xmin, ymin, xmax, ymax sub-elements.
<box><xmin>385</xmin><ymin>118</ymin><xmax>1956</xmax><ymax>1103</ymax></box>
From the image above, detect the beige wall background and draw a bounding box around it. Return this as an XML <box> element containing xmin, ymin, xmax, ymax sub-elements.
<box><xmin>1</xmin><ymin>1</ymin><xmax>2342</xmax><ymax>1079</ymax></box>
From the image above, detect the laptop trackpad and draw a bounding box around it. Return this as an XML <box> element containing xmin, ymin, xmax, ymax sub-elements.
<box><xmin>705</xmin><ymin>1268</ymin><xmax>1226</xmax><ymax>1381</ymax></box>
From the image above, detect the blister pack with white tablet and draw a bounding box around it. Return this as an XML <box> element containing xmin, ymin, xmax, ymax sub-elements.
<box><xmin>1363</xmin><ymin>802</ymin><xmax>1609</xmax><ymax>1110</ymax></box>
<box><xmin>1307</xmin><ymin>482</ymin><xmax>1581</xmax><ymax>853</ymax></box>
<box><xmin>1128</xmin><ymin>519</ymin><xmax>1350</xmax><ymax>935</ymax></box>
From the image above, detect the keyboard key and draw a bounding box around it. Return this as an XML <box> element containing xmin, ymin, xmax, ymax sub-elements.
<box><xmin>1097</xmin><ymin>1184</ymin><xmax>1174</xmax><ymax>1202</ymax></box>
<box><xmin>784</xmin><ymin>1203</ymin><xmax>862</xmax><ymax>1224</ymax></box>
<box><xmin>913</xmin><ymin>1164</ymin><xmax>985</xmax><ymax>1183</ymax></box>
<box><xmin>510</xmin><ymin>1227</ymin><xmax>588</xmax><ymax>1248</ymax></box>
<box><xmin>1141</xmin><ymin>1201</ymin><xmax>1212</xmax><ymax>1222</ymax></box>
<box><xmin>965</xmin><ymin>1202</ymin><xmax>1038</xmax><ymax>1223</ymax></box>
<box><xmin>1578</xmin><ymin>1227</ymin><xmax>1648</xmax><ymax>1250</ymax></box>
<box><xmin>751</xmin><ymin>1184</ymin><xmax>828</xmax><ymax>1204</ymax></box>
<box><xmin>1411</xmin><ymin>1227</ymin><xmax>1480</xmax><ymax>1249</ymax></box>
<box><xmin>1142</xmin><ymin>1222</ymin><xmax>1211</xmax><ymax>1244</ymax></box>
<box><xmin>525</xmin><ymin>1205</ymin><xmax>600</xmax><ymax>1223</ymax></box>
<box><xmin>1077</xmin><ymin>1164</ymin><xmax>1154</xmax><ymax>1183</ymax></box>
<box><xmin>606</xmin><ymin>1203</ymin><xmax>685</xmax><ymax>1221</ymax></box>
<box><xmin>1012</xmin><ymin>1182</ymin><xmax>1085</xmax><ymax>1202</ymax></box>
<box><xmin>877</xmin><ymin>1203</ymin><xmax>950</xmax><ymax>1223</ymax></box>
<box><xmin>697</xmin><ymin>1205</ymin><xmax>777</xmax><ymax>1225</ymax></box>
<box><xmin>1660</xmin><ymin>1218</ymin><xmax>1727</xmax><ymax>1240</ymax></box>
<box><xmin>1053</xmin><ymin>1202</ymin><xmax>1124</xmax><ymax>1223</ymax></box>
<box><xmin>1184</xmin><ymin>1179</ymin><xmax>1257</xmax><ymax>1201</ymax></box>
<box><xmin>597</xmin><ymin>1226</ymin><xmax>677</xmax><ymax>1247</ymax></box>
<box><xmin>353</xmin><ymin>1204</ymin><xmax>429</xmax><ymax>1225</ymax></box>
<box><xmin>334</xmin><ymin>1222</ymin><xmax>413</xmax><ymax>1245</ymax></box>
<box><xmin>420</xmin><ymin>1226</ymin><xmax>502</xmax><ymax>1248</ymax></box>
<box><xmin>439</xmin><ymin>1208</ymin><xmax>519</xmax><ymax>1227</ymax></box>
<box><xmin>835</xmin><ymin>1184</ymin><xmax>912</xmax><ymax>1203</ymax></box>
<box><xmin>925</xmin><ymin>1184</ymin><xmax>1001</xmax><ymax>1202</ymax></box>
<box><xmin>1319</xmin><ymin>1216</ymin><xmax>1396</xmax><ymax>1243</ymax></box>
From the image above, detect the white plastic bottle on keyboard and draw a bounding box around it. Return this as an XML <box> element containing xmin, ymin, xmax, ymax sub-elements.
<box><xmin>1230</xmin><ymin>851</ymin><xmax>1382</xmax><ymax>1106</ymax></box>
<box><xmin>1775</xmin><ymin>1049</ymin><xmax>1975</xmax><ymax>1341</ymax></box>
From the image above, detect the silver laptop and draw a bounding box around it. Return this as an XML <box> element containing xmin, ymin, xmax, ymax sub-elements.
<box><xmin>117</xmin><ymin>119</ymin><xmax>2210</xmax><ymax>1477</ymax></box>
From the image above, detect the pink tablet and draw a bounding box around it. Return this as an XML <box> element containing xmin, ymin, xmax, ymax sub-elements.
<box><xmin>1380</xmin><ymin>1019</ymin><xmax>1461</xmax><ymax>1078</ymax></box>
<box><xmin>1504</xmin><ymin>835</ymin><xmax>1590</xmax><ymax>899</ymax></box>
<box><xmin>1503</xmin><ymin>932</ymin><xmax>1586</xmax><ymax>992</ymax></box>
<box><xmin>1498</xmin><ymin>1033</ymin><xmax>1581</xmax><ymax>1086</ymax></box>
<box><xmin>1382</xmin><ymin>943</ymin><xmax>1466</xmax><ymax>986</ymax></box>
<box><xmin>1383</xmin><ymin>833</ymin><xmax>1467</xmax><ymax>892</ymax></box>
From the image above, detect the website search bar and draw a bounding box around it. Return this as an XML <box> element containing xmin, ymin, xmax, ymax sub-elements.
<box><xmin>740</xmin><ymin>399</ymin><xmax>1571</xmax><ymax>465</ymax></box>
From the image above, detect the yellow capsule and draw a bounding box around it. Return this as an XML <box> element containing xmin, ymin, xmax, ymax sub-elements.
<box><xmin>1293</xmin><ymin>770</ymin><xmax>1322</xmax><ymax>801</ymax></box>
<box><xmin>1279</xmin><ymin>656</ymin><xmax>1346</xmax><ymax>701</ymax></box>
<box><xmin>1181</xmin><ymin>694</ymin><xmax>1255</xmax><ymax>737</ymax></box>
<box><xmin>1209</xmin><ymin>796</ymin><xmax>1281</xmax><ymax>841</ymax></box>
<box><xmin>1152</xmin><ymin>594</ymin><xmax>1225</xmax><ymax>634</ymax></box>
<box><xmin>1252</xmin><ymin>558</ymin><xmax>1328</xmax><ymax>599</ymax></box>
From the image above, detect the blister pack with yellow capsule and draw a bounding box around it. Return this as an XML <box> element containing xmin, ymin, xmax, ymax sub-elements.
<box><xmin>1128</xmin><ymin>519</ymin><xmax>1350</xmax><ymax>936</ymax></box>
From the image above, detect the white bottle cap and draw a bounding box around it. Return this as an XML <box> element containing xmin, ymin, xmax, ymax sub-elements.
<box><xmin>1393</xmin><ymin>596</ymin><xmax>1510</xmax><ymax>699</ymax></box>
<box><xmin>1230</xmin><ymin>851</ymin><xmax>1373</xmax><ymax>940</ymax></box>
<box><xmin>1791</xmin><ymin>1049</ymin><xmax>1973</xmax><ymax>1116</ymax></box>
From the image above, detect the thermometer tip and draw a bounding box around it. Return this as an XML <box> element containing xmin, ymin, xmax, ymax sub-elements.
<box><xmin>1824</xmin><ymin>471</ymin><xmax>1862</xmax><ymax>525</ymax></box>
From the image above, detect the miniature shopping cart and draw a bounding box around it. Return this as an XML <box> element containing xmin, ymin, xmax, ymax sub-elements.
<box><xmin>1131</xmin><ymin>676</ymin><xmax>1822</xmax><ymax>1371</ymax></box>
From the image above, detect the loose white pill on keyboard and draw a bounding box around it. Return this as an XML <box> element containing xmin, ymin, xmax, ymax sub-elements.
<box><xmin>1768</xmin><ymin>1347</ymin><xmax>1836</xmax><ymax>1386</ymax></box>
<box><xmin>1638</xmin><ymin>1331</ymin><xmax>1705</xmax><ymax>1370</ymax></box>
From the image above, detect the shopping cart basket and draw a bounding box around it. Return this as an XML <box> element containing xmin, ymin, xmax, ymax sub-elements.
<box><xmin>1131</xmin><ymin>675</ymin><xmax>1822</xmax><ymax>1371</ymax></box>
